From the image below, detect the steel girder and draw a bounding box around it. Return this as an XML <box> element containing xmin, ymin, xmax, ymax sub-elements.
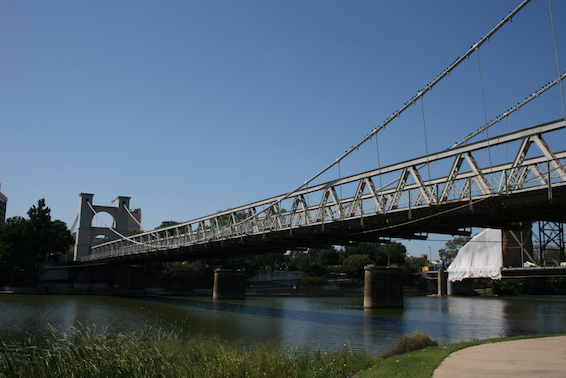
<box><xmin>85</xmin><ymin>119</ymin><xmax>566</xmax><ymax>262</ymax></box>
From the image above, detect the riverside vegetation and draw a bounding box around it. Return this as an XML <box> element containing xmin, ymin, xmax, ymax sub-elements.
<box><xmin>0</xmin><ymin>326</ymin><xmax>439</xmax><ymax>377</ymax></box>
<box><xmin>0</xmin><ymin>326</ymin><xmax>554</xmax><ymax>378</ymax></box>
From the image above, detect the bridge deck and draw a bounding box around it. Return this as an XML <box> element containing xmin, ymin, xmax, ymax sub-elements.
<box><xmin>84</xmin><ymin>119</ymin><xmax>566</xmax><ymax>263</ymax></box>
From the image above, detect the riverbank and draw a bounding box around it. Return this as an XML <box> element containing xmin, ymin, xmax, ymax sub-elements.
<box><xmin>433</xmin><ymin>335</ymin><xmax>566</xmax><ymax>377</ymax></box>
<box><xmin>358</xmin><ymin>334</ymin><xmax>566</xmax><ymax>378</ymax></box>
<box><xmin>2</xmin><ymin>293</ymin><xmax>565</xmax><ymax>371</ymax></box>
<box><xmin>1</xmin><ymin>325</ymin><xmax>561</xmax><ymax>377</ymax></box>
<box><xmin>0</xmin><ymin>325</ymin><xmax>374</xmax><ymax>377</ymax></box>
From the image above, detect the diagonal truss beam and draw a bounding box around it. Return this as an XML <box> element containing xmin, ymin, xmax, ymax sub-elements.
<box><xmin>86</xmin><ymin>119</ymin><xmax>566</xmax><ymax>262</ymax></box>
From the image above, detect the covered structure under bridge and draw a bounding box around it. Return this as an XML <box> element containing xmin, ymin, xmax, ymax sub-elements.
<box><xmin>428</xmin><ymin>226</ymin><xmax>566</xmax><ymax>295</ymax></box>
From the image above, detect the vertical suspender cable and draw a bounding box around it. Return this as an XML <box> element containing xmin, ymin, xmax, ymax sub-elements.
<box><xmin>548</xmin><ymin>0</ymin><xmax>566</xmax><ymax>120</ymax></box>
<box><xmin>505</xmin><ymin>116</ymin><xmax>509</xmax><ymax>161</ymax></box>
<box><xmin>476</xmin><ymin>49</ymin><xmax>493</xmax><ymax>169</ymax></box>
<box><xmin>271</xmin><ymin>0</ymin><xmax>531</xmax><ymax>200</ymax></box>
<box><xmin>375</xmin><ymin>136</ymin><xmax>383</xmax><ymax>191</ymax></box>
<box><xmin>191</xmin><ymin>0</ymin><xmax>533</xmax><ymax>231</ymax></box>
<box><xmin>338</xmin><ymin>161</ymin><xmax>343</xmax><ymax>199</ymax></box>
<box><xmin>420</xmin><ymin>97</ymin><xmax>431</xmax><ymax>181</ymax></box>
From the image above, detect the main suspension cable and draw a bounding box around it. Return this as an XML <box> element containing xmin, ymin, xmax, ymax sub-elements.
<box><xmin>454</xmin><ymin>71</ymin><xmax>566</xmax><ymax>148</ymax></box>
<box><xmin>87</xmin><ymin>202</ymin><xmax>146</xmax><ymax>246</ymax></box>
<box><xmin>294</xmin><ymin>0</ymin><xmax>531</xmax><ymax>193</ymax></box>
<box><xmin>129</xmin><ymin>0</ymin><xmax>534</xmax><ymax>241</ymax></box>
<box><xmin>250</xmin><ymin>0</ymin><xmax>532</xmax><ymax>212</ymax></box>
<box><xmin>123</xmin><ymin>204</ymin><xmax>147</xmax><ymax>232</ymax></box>
<box><xmin>548</xmin><ymin>0</ymin><xmax>566</xmax><ymax>120</ymax></box>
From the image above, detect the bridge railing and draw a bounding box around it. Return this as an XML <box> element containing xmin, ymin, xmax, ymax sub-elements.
<box><xmin>83</xmin><ymin>119</ymin><xmax>566</xmax><ymax>262</ymax></box>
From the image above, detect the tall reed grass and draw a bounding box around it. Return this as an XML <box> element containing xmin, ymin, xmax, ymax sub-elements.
<box><xmin>0</xmin><ymin>325</ymin><xmax>377</xmax><ymax>377</ymax></box>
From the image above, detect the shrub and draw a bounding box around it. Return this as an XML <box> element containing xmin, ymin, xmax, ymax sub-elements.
<box><xmin>299</xmin><ymin>276</ymin><xmax>327</xmax><ymax>286</ymax></box>
<box><xmin>383</xmin><ymin>331</ymin><xmax>438</xmax><ymax>358</ymax></box>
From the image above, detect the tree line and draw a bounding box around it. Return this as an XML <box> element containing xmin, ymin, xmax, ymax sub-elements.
<box><xmin>0</xmin><ymin>202</ymin><xmax>430</xmax><ymax>289</ymax></box>
<box><xmin>153</xmin><ymin>218</ymin><xmax>428</xmax><ymax>290</ymax></box>
<box><xmin>0</xmin><ymin>199</ymin><xmax>73</xmax><ymax>286</ymax></box>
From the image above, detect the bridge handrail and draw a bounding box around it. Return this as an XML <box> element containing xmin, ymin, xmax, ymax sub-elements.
<box><xmin>85</xmin><ymin>119</ymin><xmax>566</xmax><ymax>262</ymax></box>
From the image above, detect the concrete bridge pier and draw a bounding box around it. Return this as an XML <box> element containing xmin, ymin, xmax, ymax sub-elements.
<box><xmin>437</xmin><ymin>268</ymin><xmax>448</xmax><ymax>296</ymax></box>
<box><xmin>448</xmin><ymin>278</ymin><xmax>475</xmax><ymax>296</ymax></box>
<box><xmin>213</xmin><ymin>269</ymin><xmax>246</xmax><ymax>299</ymax></box>
<box><xmin>363</xmin><ymin>265</ymin><xmax>403</xmax><ymax>308</ymax></box>
<box><xmin>71</xmin><ymin>264</ymin><xmax>146</xmax><ymax>293</ymax></box>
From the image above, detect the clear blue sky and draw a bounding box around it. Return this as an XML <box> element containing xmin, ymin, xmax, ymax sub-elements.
<box><xmin>2</xmin><ymin>1</ymin><xmax>565</xmax><ymax>259</ymax></box>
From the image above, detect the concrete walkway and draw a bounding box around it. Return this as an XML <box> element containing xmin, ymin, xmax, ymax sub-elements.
<box><xmin>433</xmin><ymin>336</ymin><xmax>566</xmax><ymax>377</ymax></box>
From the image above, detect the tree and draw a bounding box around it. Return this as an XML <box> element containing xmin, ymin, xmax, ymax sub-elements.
<box><xmin>28</xmin><ymin>199</ymin><xmax>73</xmax><ymax>262</ymax></box>
<box><xmin>438</xmin><ymin>236</ymin><xmax>472</xmax><ymax>262</ymax></box>
<box><xmin>0</xmin><ymin>216</ymin><xmax>30</xmax><ymax>284</ymax></box>
<box><xmin>342</xmin><ymin>254</ymin><xmax>373</xmax><ymax>278</ymax></box>
<box><xmin>344</xmin><ymin>242</ymin><xmax>406</xmax><ymax>266</ymax></box>
<box><xmin>0</xmin><ymin>199</ymin><xmax>73</xmax><ymax>285</ymax></box>
<box><xmin>156</xmin><ymin>221</ymin><xmax>180</xmax><ymax>229</ymax></box>
<box><xmin>286</xmin><ymin>246</ymin><xmax>341</xmax><ymax>277</ymax></box>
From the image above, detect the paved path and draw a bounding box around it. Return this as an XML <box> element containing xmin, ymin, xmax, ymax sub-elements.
<box><xmin>433</xmin><ymin>336</ymin><xmax>566</xmax><ymax>377</ymax></box>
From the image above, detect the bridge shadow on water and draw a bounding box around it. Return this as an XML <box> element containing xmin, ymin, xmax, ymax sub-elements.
<box><xmin>141</xmin><ymin>296</ymin><xmax>453</xmax><ymax>337</ymax></box>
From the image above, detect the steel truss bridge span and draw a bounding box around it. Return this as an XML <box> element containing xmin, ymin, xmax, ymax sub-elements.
<box><xmin>84</xmin><ymin>119</ymin><xmax>566</xmax><ymax>263</ymax></box>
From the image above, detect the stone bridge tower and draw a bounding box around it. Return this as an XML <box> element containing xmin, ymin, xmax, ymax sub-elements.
<box><xmin>73</xmin><ymin>193</ymin><xmax>131</xmax><ymax>261</ymax></box>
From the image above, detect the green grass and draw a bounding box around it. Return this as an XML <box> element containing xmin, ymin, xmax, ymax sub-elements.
<box><xmin>356</xmin><ymin>334</ymin><xmax>561</xmax><ymax>378</ymax></box>
<box><xmin>0</xmin><ymin>326</ymin><xmax>374</xmax><ymax>377</ymax></box>
<box><xmin>0</xmin><ymin>326</ymin><xmax>560</xmax><ymax>378</ymax></box>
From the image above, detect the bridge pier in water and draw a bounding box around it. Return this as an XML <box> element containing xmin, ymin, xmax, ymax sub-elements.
<box><xmin>70</xmin><ymin>264</ymin><xmax>148</xmax><ymax>293</ymax></box>
<box><xmin>448</xmin><ymin>278</ymin><xmax>475</xmax><ymax>296</ymax></box>
<box><xmin>437</xmin><ymin>268</ymin><xmax>448</xmax><ymax>296</ymax></box>
<box><xmin>363</xmin><ymin>265</ymin><xmax>403</xmax><ymax>308</ymax></box>
<box><xmin>213</xmin><ymin>269</ymin><xmax>246</xmax><ymax>299</ymax></box>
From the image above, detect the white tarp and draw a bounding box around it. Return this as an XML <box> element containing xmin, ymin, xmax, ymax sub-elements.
<box><xmin>447</xmin><ymin>228</ymin><xmax>502</xmax><ymax>282</ymax></box>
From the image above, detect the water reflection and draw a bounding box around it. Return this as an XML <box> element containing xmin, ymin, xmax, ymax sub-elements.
<box><xmin>1</xmin><ymin>295</ymin><xmax>565</xmax><ymax>352</ymax></box>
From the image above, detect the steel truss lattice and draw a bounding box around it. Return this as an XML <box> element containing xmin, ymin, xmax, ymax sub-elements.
<box><xmin>81</xmin><ymin>119</ymin><xmax>566</xmax><ymax>263</ymax></box>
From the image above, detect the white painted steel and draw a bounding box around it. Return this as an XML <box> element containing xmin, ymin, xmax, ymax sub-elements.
<box><xmin>84</xmin><ymin>120</ymin><xmax>566</xmax><ymax>262</ymax></box>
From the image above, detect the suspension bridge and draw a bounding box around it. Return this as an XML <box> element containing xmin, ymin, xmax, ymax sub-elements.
<box><xmin>73</xmin><ymin>0</ymin><xmax>566</xmax><ymax>266</ymax></box>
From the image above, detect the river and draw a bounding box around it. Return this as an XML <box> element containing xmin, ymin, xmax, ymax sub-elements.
<box><xmin>1</xmin><ymin>294</ymin><xmax>565</xmax><ymax>352</ymax></box>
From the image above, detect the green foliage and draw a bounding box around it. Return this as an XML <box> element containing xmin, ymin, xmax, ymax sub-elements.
<box><xmin>153</xmin><ymin>240</ymin><xmax>412</xmax><ymax>287</ymax></box>
<box><xmin>482</xmin><ymin>277</ymin><xmax>566</xmax><ymax>295</ymax></box>
<box><xmin>206</xmin><ymin>251</ymin><xmax>288</xmax><ymax>278</ymax></box>
<box><xmin>541</xmin><ymin>248</ymin><xmax>563</xmax><ymax>266</ymax></box>
<box><xmin>345</xmin><ymin>242</ymin><xmax>407</xmax><ymax>266</ymax></box>
<box><xmin>0</xmin><ymin>326</ymin><xmax>177</xmax><ymax>377</ymax></box>
<box><xmin>0</xmin><ymin>199</ymin><xmax>73</xmax><ymax>285</ymax></box>
<box><xmin>299</xmin><ymin>276</ymin><xmax>327</xmax><ymax>286</ymax></box>
<box><xmin>403</xmin><ymin>257</ymin><xmax>428</xmax><ymax>271</ymax></box>
<box><xmin>286</xmin><ymin>242</ymin><xmax>408</xmax><ymax>279</ymax></box>
<box><xmin>383</xmin><ymin>331</ymin><xmax>438</xmax><ymax>358</ymax></box>
<box><xmin>342</xmin><ymin>254</ymin><xmax>373</xmax><ymax>278</ymax></box>
<box><xmin>3</xmin><ymin>325</ymin><xmax>552</xmax><ymax>378</ymax></box>
<box><xmin>438</xmin><ymin>236</ymin><xmax>471</xmax><ymax>262</ymax></box>
<box><xmin>159</xmin><ymin>261</ymin><xmax>212</xmax><ymax>289</ymax></box>
<box><xmin>357</xmin><ymin>334</ymin><xmax>558</xmax><ymax>378</ymax></box>
<box><xmin>286</xmin><ymin>246</ymin><xmax>340</xmax><ymax>277</ymax></box>
<box><xmin>155</xmin><ymin>220</ymin><xmax>180</xmax><ymax>229</ymax></box>
<box><xmin>0</xmin><ymin>326</ymin><xmax>376</xmax><ymax>378</ymax></box>
<box><xmin>312</xmin><ymin>247</ymin><xmax>341</xmax><ymax>267</ymax></box>
<box><xmin>215</xmin><ymin>210</ymin><xmax>248</xmax><ymax>227</ymax></box>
